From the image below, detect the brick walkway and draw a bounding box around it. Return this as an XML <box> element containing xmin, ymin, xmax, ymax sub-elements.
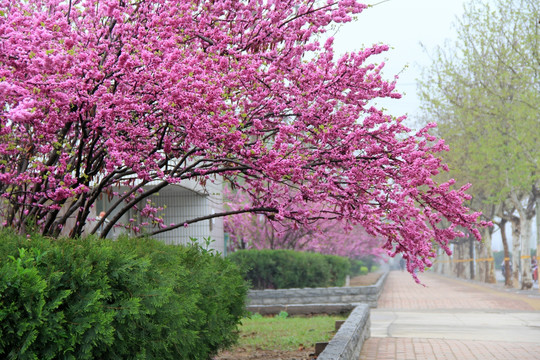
<box><xmin>359</xmin><ymin>271</ymin><xmax>540</xmax><ymax>360</ymax></box>
<box><xmin>362</xmin><ymin>338</ymin><xmax>540</xmax><ymax>360</ymax></box>
<box><xmin>378</xmin><ymin>271</ymin><xmax>540</xmax><ymax>311</ymax></box>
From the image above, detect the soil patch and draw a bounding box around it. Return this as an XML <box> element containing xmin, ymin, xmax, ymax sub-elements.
<box><xmin>349</xmin><ymin>271</ymin><xmax>382</xmax><ymax>286</ymax></box>
<box><xmin>215</xmin><ymin>348</ymin><xmax>314</xmax><ymax>360</ymax></box>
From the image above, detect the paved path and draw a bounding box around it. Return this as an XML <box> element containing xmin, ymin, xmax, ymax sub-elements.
<box><xmin>359</xmin><ymin>271</ymin><xmax>540</xmax><ymax>360</ymax></box>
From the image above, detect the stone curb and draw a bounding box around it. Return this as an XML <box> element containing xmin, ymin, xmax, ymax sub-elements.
<box><xmin>372</xmin><ymin>270</ymin><xmax>388</xmax><ymax>293</ymax></box>
<box><xmin>246</xmin><ymin>303</ymin><xmax>356</xmax><ymax>316</ymax></box>
<box><xmin>317</xmin><ymin>303</ymin><xmax>370</xmax><ymax>360</ymax></box>
<box><xmin>317</xmin><ymin>272</ymin><xmax>387</xmax><ymax>360</ymax></box>
<box><xmin>247</xmin><ymin>271</ymin><xmax>389</xmax><ymax>309</ymax></box>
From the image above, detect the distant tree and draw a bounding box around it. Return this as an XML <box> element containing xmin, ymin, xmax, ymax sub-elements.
<box><xmin>418</xmin><ymin>0</ymin><xmax>539</xmax><ymax>288</ymax></box>
<box><xmin>1</xmin><ymin>0</ymin><xmax>487</xmax><ymax>277</ymax></box>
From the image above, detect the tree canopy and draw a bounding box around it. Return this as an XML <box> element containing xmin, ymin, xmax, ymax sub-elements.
<box><xmin>1</xmin><ymin>0</ymin><xmax>487</xmax><ymax>276</ymax></box>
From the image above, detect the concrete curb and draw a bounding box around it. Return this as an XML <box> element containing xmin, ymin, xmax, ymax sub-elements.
<box><xmin>317</xmin><ymin>272</ymin><xmax>387</xmax><ymax>360</ymax></box>
<box><xmin>317</xmin><ymin>303</ymin><xmax>370</xmax><ymax>360</ymax></box>
<box><xmin>246</xmin><ymin>303</ymin><xmax>356</xmax><ymax>316</ymax></box>
<box><xmin>246</xmin><ymin>271</ymin><xmax>388</xmax><ymax>311</ymax></box>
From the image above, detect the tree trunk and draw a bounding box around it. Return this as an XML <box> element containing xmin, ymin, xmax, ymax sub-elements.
<box><xmin>519</xmin><ymin>215</ymin><xmax>533</xmax><ymax>289</ymax></box>
<box><xmin>536</xmin><ymin>193</ymin><xmax>540</xmax><ymax>292</ymax></box>
<box><xmin>475</xmin><ymin>240</ymin><xmax>483</xmax><ymax>281</ymax></box>
<box><xmin>511</xmin><ymin>217</ymin><xmax>521</xmax><ymax>289</ymax></box>
<box><xmin>482</xmin><ymin>228</ymin><xmax>496</xmax><ymax>283</ymax></box>
<box><xmin>440</xmin><ymin>246</ymin><xmax>449</xmax><ymax>275</ymax></box>
<box><xmin>462</xmin><ymin>240</ymin><xmax>471</xmax><ymax>280</ymax></box>
<box><xmin>508</xmin><ymin>189</ymin><xmax>535</xmax><ymax>289</ymax></box>
<box><xmin>456</xmin><ymin>240</ymin><xmax>468</xmax><ymax>279</ymax></box>
<box><xmin>452</xmin><ymin>243</ymin><xmax>463</xmax><ymax>278</ymax></box>
<box><xmin>469</xmin><ymin>235</ymin><xmax>475</xmax><ymax>280</ymax></box>
<box><xmin>499</xmin><ymin>219</ymin><xmax>513</xmax><ymax>287</ymax></box>
<box><xmin>435</xmin><ymin>247</ymin><xmax>442</xmax><ymax>274</ymax></box>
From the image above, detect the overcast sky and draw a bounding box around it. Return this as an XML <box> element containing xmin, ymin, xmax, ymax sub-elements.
<box><xmin>333</xmin><ymin>0</ymin><xmax>468</xmax><ymax>128</ymax></box>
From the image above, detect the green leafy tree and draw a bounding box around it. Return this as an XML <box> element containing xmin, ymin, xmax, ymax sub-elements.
<box><xmin>419</xmin><ymin>0</ymin><xmax>540</xmax><ymax>289</ymax></box>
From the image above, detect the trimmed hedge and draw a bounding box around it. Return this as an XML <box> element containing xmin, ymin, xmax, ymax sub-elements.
<box><xmin>228</xmin><ymin>249</ymin><xmax>350</xmax><ymax>289</ymax></box>
<box><xmin>349</xmin><ymin>259</ymin><xmax>367</xmax><ymax>276</ymax></box>
<box><xmin>0</xmin><ymin>230</ymin><xmax>247</xmax><ymax>360</ymax></box>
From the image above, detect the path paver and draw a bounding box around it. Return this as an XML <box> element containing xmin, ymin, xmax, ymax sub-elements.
<box><xmin>360</xmin><ymin>271</ymin><xmax>540</xmax><ymax>360</ymax></box>
<box><xmin>377</xmin><ymin>271</ymin><xmax>540</xmax><ymax>311</ymax></box>
<box><xmin>362</xmin><ymin>338</ymin><xmax>540</xmax><ymax>360</ymax></box>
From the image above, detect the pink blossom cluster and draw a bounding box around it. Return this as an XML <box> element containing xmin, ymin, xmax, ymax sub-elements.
<box><xmin>0</xmin><ymin>0</ymin><xmax>488</xmax><ymax>277</ymax></box>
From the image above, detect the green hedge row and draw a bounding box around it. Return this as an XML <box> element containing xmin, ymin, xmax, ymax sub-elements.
<box><xmin>349</xmin><ymin>259</ymin><xmax>368</xmax><ymax>276</ymax></box>
<box><xmin>0</xmin><ymin>230</ymin><xmax>247</xmax><ymax>360</ymax></box>
<box><xmin>228</xmin><ymin>249</ymin><xmax>350</xmax><ymax>289</ymax></box>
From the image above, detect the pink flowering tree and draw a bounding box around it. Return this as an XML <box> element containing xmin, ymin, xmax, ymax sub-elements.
<box><xmin>0</xmin><ymin>0</ymin><xmax>488</xmax><ymax>274</ymax></box>
<box><xmin>224</xmin><ymin>190</ymin><xmax>384</xmax><ymax>258</ymax></box>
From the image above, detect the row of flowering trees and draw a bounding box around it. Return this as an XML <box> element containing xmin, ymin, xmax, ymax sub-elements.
<box><xmin>224</xmin><ymin>191</ymin><xmax>384</xmax><ymax>258</ymax></box>
<box><xmin>1</xmin><ymin>0</ymin><xmax>488</xmax><ymax>276</ymax></box>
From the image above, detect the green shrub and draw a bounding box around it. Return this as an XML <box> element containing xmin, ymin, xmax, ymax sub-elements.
<box><xmin>324</xmin><ymin>255</ymin><xmax>350</xmax><ymax>287</ymax></box>
<box><xmin>0</xmin><ymin>230</ymin><xmax>247</xmax><ymax>360</ymax></box>
<box><xmin>349</xmin><ymin>259</ymin><xmax>367</xmax><ymax>276</ymax></box>
<box><xmin>359</xmin><ymin>256</ymin><xmax>376</xmax><ymax>272</ymax></box>
<box><xmin>228</xmin><ymin>249</ymin><xmax>350</xmax><ymax>289</ymax></box>
<box><xmin>349</xmin><ymin>256</ymin><xmax>379</xmax><ymax>276</ymax></box>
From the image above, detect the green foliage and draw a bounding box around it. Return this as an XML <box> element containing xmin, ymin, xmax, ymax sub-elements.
<box><xmin>249</xmin><ymin>313</ymin><xmax>263</xmax><ymax>320</ymax></box>
<box><xmin>418</xmin><ymin>0</ymin><xmax>540</xmax><ymax>204</ymax></box>
<box><xmin>493</xmin><ymin>250</ymin><xmax>507</xmax><ymax>270</ymax></box>
<box><xmin>360</xmin><ymin>256</ymin><xmax>377</xmax><ymax>272</ymax></box>
<box><xmin>324</xmin><ymin>255</ymin><xmax>351</xmax><ymax>286</ymax></box>
<box><xmin>349</xmin><ymin>259</ymin><xmax>367</xmax><ymax>276</ymax></box>
<box><xmin>276</xmin><ymin>311</ymin><xmax>289</xmax><ymax>319</ymax></box>
<box><xmin>228</xmin><ymin>249</ymin><xmax>350</xmax><ymax>289</ymax></box>
<box><xmin>0</xmin><ymin>230</ymin><xmax>248</xmax><ymax>360</ymax></box>
<box><xmin>349</xmin><ymin>256</ymin><xmax>378</xmax><ymax>276</ymax></box>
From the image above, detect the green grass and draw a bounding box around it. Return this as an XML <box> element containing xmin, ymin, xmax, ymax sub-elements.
<box><xmin>235</xmin><ymin>312</ymin><xmax>347</xmax><ymax>351</ymax></box>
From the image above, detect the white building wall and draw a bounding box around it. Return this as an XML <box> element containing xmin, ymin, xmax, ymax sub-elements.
<box><xmin>150</xmin><ymin>183</ymin><xmax>225</xmax><ymax>252</ymax></box>
<box><xmin>93</xmin><ymin>180</ymin><xmax>225</xmax><ymax>254</ymax></box>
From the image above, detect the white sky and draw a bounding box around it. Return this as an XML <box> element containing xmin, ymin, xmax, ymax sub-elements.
<box><xmin>332</xmin><ymin>0</ymin><xmax>525</xmax><ymax>252</ymax></box>
<box><xmin>333</xmin><ymin>0</ymin><xmax>467</xmax><ymax>128</ymax></box>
